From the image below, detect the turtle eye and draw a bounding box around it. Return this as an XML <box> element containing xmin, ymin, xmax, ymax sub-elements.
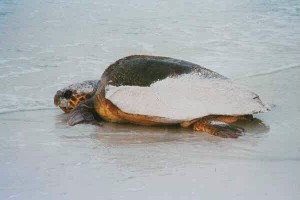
<box><xmin>63</xmin><ymin>90</ymin><xmax>73</xmax><ymax>99</ymax></box>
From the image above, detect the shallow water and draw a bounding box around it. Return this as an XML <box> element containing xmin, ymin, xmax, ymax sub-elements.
<box><xmin>0</xmin><ymin>0</ymin><xmax>300</xmax><ymax>199</ymax></box>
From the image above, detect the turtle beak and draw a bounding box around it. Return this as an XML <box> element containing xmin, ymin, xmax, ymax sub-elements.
<box><xmin>54</xmin><ymin>91</ymin><xmax>63</xmax><ymax>106</ymax></box>
<box><xmin>54</xmin><ymin>91</ymin><xmax>72</xmax><ymax>113</ymax></box>
<box><xmin>54</xmin><ymin>95</ymin><xmax>68</xmax><ymax>107</ymax></box>
<box><xmin>54</xmin><ymin>90</ymin><xmax>69</xmax><ymax>107</ymax></box>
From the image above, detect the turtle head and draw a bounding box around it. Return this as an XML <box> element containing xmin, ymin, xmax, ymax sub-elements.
<box><xmin>54</xmin><ymin>80</ymin><xmax>98</xmax><ymax>113</ymax></box>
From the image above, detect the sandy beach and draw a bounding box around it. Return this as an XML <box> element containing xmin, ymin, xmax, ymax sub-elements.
<box><xmin>1</xmin><ymin>0</ymin><xmax>299</xmax><ymax>199</ymax></box>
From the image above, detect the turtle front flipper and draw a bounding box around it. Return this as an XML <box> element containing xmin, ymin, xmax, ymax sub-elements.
<box><xmin>68</xmin><ymin>98</ymin><xmax>102</xmax><ymax>126</ymax></box>
<box><xmin>193</xmin><ymin>122</ymin><xmax>244</xmax><ymax>139</ymax></box>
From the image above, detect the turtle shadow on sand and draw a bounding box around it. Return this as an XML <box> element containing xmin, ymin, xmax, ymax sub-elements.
<box><xmin>94</xmin><ymin>118</ymin><xmax>270</xmax><ymax>144</ymax></box>
<box><xmin>56</xmin><ymin>113</ymin><xmax>270</xmax><ymax>144</ymax></box>
<box><xmin>56</xmin><ymin>116</ymin><xmax>196</xmax><ymax>144</ymax></box>
<box><xmin>232</xmin><ymin>118</ymin><xmax>270</xmax><ymax>135</ymax></box>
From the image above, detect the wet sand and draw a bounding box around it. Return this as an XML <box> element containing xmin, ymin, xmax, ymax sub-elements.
<box><xmin>1</xmin><ymin>67</ymin><xmax>299</xmax><ymax>200</ymax></box>
<box><xmin>1</xmin><ymin>0</ymin><xmax>300</xmax><ymax>199</ymax></box>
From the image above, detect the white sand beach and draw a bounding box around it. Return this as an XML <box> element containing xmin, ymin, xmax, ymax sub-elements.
<box><xmin>0</xmin><ymin>0</ymin><xmax>299</xmax><ymax>199</ymax></box>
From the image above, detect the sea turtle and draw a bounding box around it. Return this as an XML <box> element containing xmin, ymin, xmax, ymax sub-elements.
<box><xmin>54</xmin><ymin>55</ymin><xmax>270</xmax><ymax>138</ymax></box>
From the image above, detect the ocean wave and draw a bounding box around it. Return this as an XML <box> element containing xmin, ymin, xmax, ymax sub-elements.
<box><xmin>0</xmin><ymin>107</ymin><xmax>57</xmax><ymax>115</ymax></box>
<box><xmin>0</xmin><ymin>94</ymin><xmax>54</xmax><ymax>114</ymax></box>
<box><xmin>238</xmin><ymin>64</ymin><xmax>300</xmax><ymax>79</ymax></box>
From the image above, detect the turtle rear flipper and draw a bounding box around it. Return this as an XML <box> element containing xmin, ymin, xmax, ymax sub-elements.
<box><xmin>68</xmin><ymin>98</ymin><xmax>102</xmax><ymax>126</ymax></box>
<box><xmin>193</xmin><ymin>122</ymin><xmax>244</xmax><ymax>138</ymax></box>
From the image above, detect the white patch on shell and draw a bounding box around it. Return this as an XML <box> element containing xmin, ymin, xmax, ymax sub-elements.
<box><xmin>105</xmin><ymin>74</ymin><xmax>270</xmax><ymax>122</ymax></box>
